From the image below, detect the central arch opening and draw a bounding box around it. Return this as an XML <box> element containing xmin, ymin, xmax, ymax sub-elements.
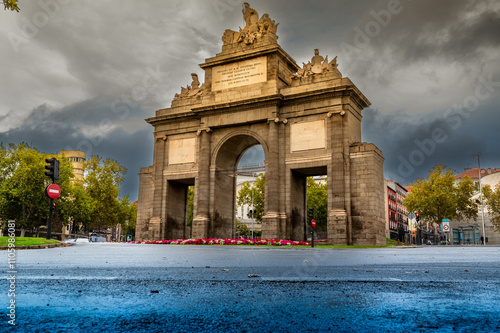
<box><xmin>212</xmin><ymin>134</ymin><xmax>266</xmax><ymax>238</ymax></box>
<box><xmin>235</xmin><ymin>145</ymin><xmax>265</xmax><ymax>238</ymax></box>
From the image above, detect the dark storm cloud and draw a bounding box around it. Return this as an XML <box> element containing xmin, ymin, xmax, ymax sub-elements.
<box><xmin>396</xmin><ymin>1</ymin><xmax>500</xmax><ymax>62</ymax></box>
<box><xmin>0</xmin><ymin>98</ymin><xmax>153</xmax><ymax>199</ymax></box>
<box><xmin>1</xmin><ymin>0</ymin><xmax>500</xmax><ymax>199</ymax></box>
<box><xmin>335</xmin><ymin>0</ymin><xmax>500</xmax><ymax>114</ymax></box>
<box><xmin>343</xmin><ymin>0</ymin><xmax>500</xmax><ymax>66</ymax></box>
<box><xmin>363</xmin><ymin>94</ymin><xmax>500</xmax><ymax>185</ymax></box>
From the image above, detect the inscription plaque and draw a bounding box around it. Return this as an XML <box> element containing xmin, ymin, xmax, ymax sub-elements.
<box><xmin>168</xmin><ymin>138</ymin><xmax>196</xmax><ymax>165</ymax></box>
<box><xmin>212</xmin><ymin>56</ymin><xmax>267</xmax><ymax>91</ymax></box>
<box><xmin>290</xmin><ymin>120</ymin><xmax>326</xmax><ymax>152</ymax></box>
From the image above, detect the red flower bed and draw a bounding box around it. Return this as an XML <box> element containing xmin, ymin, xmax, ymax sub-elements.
<box><xmin>127</xmin><ymin>238</ymin><xmax>310</xmax><ymax>246</ymax></box>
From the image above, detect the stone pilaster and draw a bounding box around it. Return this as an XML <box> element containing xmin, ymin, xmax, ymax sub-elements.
<box><xmin>262</xmin><ymin>118</ymin><xmax>281</xmax><ymax>239</ymax></box>
<box><xmin>151</xmin><ymin>134</ymin><xmax>166</xmax><ymax>239</ymax></box>
<box><xmin>278</xmin><ymin>118</ymin><xmax>288</xmax><ymax>239</ymax></box>
<box><xmin>327</xmin><ymin>111</ymin><xmax>349</xmax><ymax>245</ymax></box>
<box><xmin>192</xmin><ymin>128</ymin><xmax>211</xmax><ymax>239</ymax></box>
<box><xmin>349</xmin><ymin>143</ymin><xmax>385</xmax><ymax>246</ymax></box>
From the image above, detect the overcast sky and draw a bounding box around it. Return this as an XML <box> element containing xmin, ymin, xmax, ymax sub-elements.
<box><xmin>1</xmin><ymin>0</ymin><xmax>499</xmax><ymax>200</ymax></box>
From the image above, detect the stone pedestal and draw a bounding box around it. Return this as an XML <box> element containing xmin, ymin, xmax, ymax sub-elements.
<box><xmin>328</xmin><ymin>210</ymin><xmax>348</xmax><ymax>245</ymax></box>
<box><xmin>192</xmin><ymin>216</ymin><xmax>210</xmax><ymax>239</ymax></box>
<box><xmin>148</xmin><ymin>217</ymin><xmax>162</xmax><ymax>240</ymax></box>
<box><xmin>262</xmin><ymin>213</ymin><xmax>281</xmax><ymax>239</ymax></box>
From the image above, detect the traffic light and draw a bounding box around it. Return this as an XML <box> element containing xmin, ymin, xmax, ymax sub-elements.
<box><xmin>308</xmin><ymin>207</ymin><xmax>314</xmax><ymax>220</ymax></box>
<box><xmin>415</xmin><ymin>213</ymin><xmax>420</xmax><ymax>222</ymax></box>
<box><xmin>45</xmin><ymin>158</ymin><xmax>59</xmax><ymax>182</ymax></box>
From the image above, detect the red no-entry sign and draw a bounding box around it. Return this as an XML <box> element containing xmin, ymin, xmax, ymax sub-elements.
<box><xmin>311</xmin><ymin>219</ymin><xmax>316</xmax><ymax>228</ymax></box>
<box><xmin>45</xmin><ymin>183</ymin><xmax>61</xmax><ymax>199</ymax></box>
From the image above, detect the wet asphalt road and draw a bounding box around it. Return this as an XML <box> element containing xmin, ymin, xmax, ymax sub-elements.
<box><xmin>1</xmin><ymin>240</ymin><xmax>500</xmax><ymax>332</ymax></box>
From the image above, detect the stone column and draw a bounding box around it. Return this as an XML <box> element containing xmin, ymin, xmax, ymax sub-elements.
<box><xmin>150</xmin><ymin>135</ymin><xmax>167</xmax><ymax>240</ymax></box>
<box><xmin>262</xmin><ymin>118</ymin><xmax>281</xmax><ymax>239</ymax></box>
<box><xmin>192</xmin><ymin>128</ymin><xmax>211</xmax><ymax>238</ymax></box>
<box><xmin>278</xmin><ymin>118</ymin><xmax>288</xmax><ymax>239</ymax></box>
<box><xmin>327</xmin><ymin>111</ymin><xmax>349</xmax><ymax>245</ymax></box>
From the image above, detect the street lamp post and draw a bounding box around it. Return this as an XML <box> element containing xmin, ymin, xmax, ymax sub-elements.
<box><xmin>473</xmin><ymin>153</ymin><xmax>487</xmax><ymax>246</ymax></box>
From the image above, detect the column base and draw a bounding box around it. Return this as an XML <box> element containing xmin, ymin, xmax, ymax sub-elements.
<box><xmin>148</xmin><ymin>217</ymin><xmax>162</xmax><ymax>240</ymax></box>
<box><xmin>262</xmin><ymin>212</ymin><xmax>285</xmax><ymax>239</ymax></box>
<box><xmin>192</xmin><ymin>215</ymin><xmax>210</xmax><ymax>239</ymax></box>
<box><xmin>328</xmin><ymin>210</ymin><xmax>348</xmax><ymax>245</ymax></box>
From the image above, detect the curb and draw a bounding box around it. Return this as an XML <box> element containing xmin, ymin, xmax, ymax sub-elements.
<box><xmin>0</xmin><ymin>242</ymin><xmax>73</xmax><ymax>251</ymax></box>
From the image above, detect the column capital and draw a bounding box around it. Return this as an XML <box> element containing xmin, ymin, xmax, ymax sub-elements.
<box><xmin>327</xmin><ymin>110</ymin><xmax>346</xmax><ymax>118</ymax></box>
<box><xmin>197</xmin><ymin>127</ymin><xmax>212</xmax><ymax>136</ymax></box>
<box><xmin>155</xmin><ymin>134</ymin><xmax>167</xmax><ymax>141</ymax></box>
<box><xmin>267</xmin><ymin>118</ymin><xmax>288</xmax><ymax>124</ymax></box>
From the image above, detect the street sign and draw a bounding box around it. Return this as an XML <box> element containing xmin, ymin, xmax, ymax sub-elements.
<box><xmin>442</xmin><ymin>222</ymin><xmax>450</xmax><ymax>232</ymax></box>
<box><xmin>45</xmin><ymin>183</ymin><xmax>61</xmax><ymax>199</ymax></box>
<box><xmin>311</xmin><ymin>219</ymin><xmax>316</xmax><ymax>228</ymax></box>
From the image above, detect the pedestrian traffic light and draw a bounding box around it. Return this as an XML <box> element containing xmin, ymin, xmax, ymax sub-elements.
<box><xmin>45</xmin><ymin>158</ymin><xmax>59</xmax><ymax>182</ymax></box>
<box><xmin>308</xmin><ymin>207</ymin><xmax>314</xmax><ymax>220</ymax></box>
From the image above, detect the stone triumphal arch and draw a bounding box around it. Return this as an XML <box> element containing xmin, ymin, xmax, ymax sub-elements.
<box><xmin>136</xmin><ymin>4</ymin><xmax>386</xmax><ymax>245</ymax></box>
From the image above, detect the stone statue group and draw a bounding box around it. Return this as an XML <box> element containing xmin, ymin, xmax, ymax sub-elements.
<box><xmin>222</xmin><ymin>2</ymin><xmax>279</xmax><ymax>46</ymax></box>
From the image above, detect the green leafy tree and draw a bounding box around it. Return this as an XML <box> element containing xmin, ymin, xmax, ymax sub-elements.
<box><xmin>483</xmin><ymin>184</ymin><xmax>500</xmax><ymax>230</ymax></box>
<box><xmin>187</xmin><ymin>186</ymin><xmax>194</xmax><ymax>228</ymax></box>
<box><xmin>84</xmin><ymin>156</ymin><xmax>126</xmax><ymax>230</ymax></box>
<box><xmin>237</xmin><ymin>173</ymin><xmax>265</xmax><ymax>222</ymax></box>
<box><xmin>404</xmin><ymin>165</ymin><xmax>477</xmax><ymax>225</ymax></box>
<box><xmin>307</xmin><ymin>177</ymin><xmax>328</xmax><ymax>232</ymax></box>
<box><xmin>235</xmin><ymin>219</ymin><xmax>251</xmax><ymax>236</ymax></box>
<box><xmin>3</xmin><ymin>0</ymin><xmax>19</xmax><ymax>12</ymax></box>
<box><xmin>0</xmin><ymin>143</ymin><xmax>74</xmax><ymax>234</ymax></box>
<box><xmin>65</xmin><ymin>181</ymin><xmax>95</xmax><ymax>232</ymax></box>
<box><xmin>114</xmin><ymin>196</ymin><xmax>137</xmax><ymax>238</ymax></box>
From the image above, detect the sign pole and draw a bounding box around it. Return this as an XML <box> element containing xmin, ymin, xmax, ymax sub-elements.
<box><xmin>442</xmin><ymin>219</ymin><xmax>450</xmax><ymax>246</ymax></box>
<box><xmin>311</xmin><ymin>219</ymin><xmax>316</xmax><ymax>248</ymax></box>
<box><xmin>311</xmin><ymin>224</ymin><xmax>314</xmax><ymax>248</ymax></box>
<box><xmin>47</xmin><ymin>198</ymin><xmax>54</xmax><ymax>240</ymax></box>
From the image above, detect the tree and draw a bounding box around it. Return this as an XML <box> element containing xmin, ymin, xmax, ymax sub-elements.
<box><xmin>307</xmin><ymin>177</ymin><xmax>328</xmax><ymax>232</ymax></box>
<box><xmin>404</xmin><ymin>165</ymin><xmax>477</xmax><ymax>225</ymax></box>
<box><xmin>0</xmin><ymin>144</ymin><xmax>133</xmax><ymax>238</ymax></box>
<box><xmin>84</xmin><ymin>156</ymin><xmax>126</xmax><ymax>230</ymax></box>
<box><xmin>237</xmin><ymin>173</ymin><xmax>265</xmax><ymax>222</ymax></box>
<box><xmin>117</xmin><ymin>196</ymin><xmax>137</xmax><ymax>238</ymax></box>
<box><xmin>64</xmin><ymin>181</ymin><xmax>95</xmax><ymax>232</ymax></box>
<box><xmin>3</xmin><ymin>0</ymin><xmax>19</xmax><ymax>12</ymax></box>
<box><xmin>483</xmin><ymin>183</ymin><xmax>500</xmax><ymax>230</ymax></box>
<box><xmin>235</xmin><ymin>219</ymin><xmax>251</xmax><ymax>236</ymax></box>
<box><xmin>187</xmin><ymin>186</ymin><xmax>194</xmax><ymax>228</ymax></box>
<box><xmin>0</xmin><ymin>143</ymin><xmax>74</xmax><ymax>234</ymax></box>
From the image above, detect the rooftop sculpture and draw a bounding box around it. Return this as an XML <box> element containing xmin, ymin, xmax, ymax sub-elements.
<box><xmin>292</xmin><ymin>49</ymin><xmax>342</xmax><ymax>80</ymax></box>
<box><xmin>222</xmin><ymin>2</ymin><xmax>278</xmax><ymax>46</ymax></box>
<box><xmin>173</xmin><ymin>5</ymin><xmax>342</xmax><ymax>101</ymax></box>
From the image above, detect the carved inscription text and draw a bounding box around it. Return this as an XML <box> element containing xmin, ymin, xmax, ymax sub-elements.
<box><xmin>212</xmin><ymin>56</ymin><xmax>267</xmax><ymax>91</ymax></box>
